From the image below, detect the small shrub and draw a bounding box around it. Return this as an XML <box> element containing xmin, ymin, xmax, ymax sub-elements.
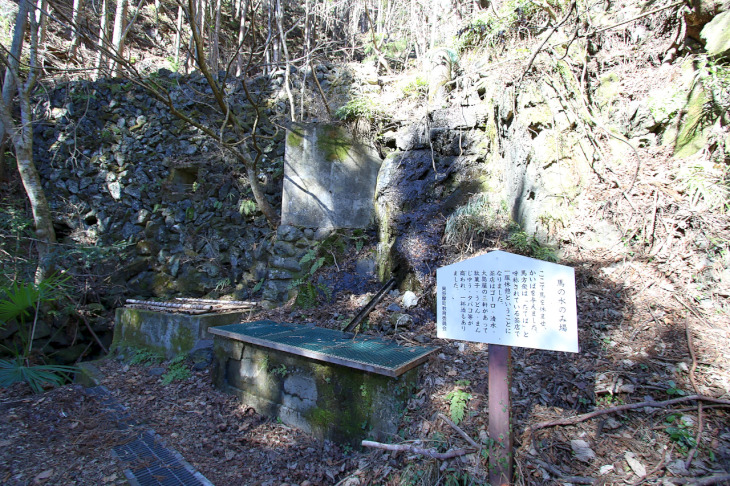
<box><xmin>444</xmin><ymin>194</ymin><xmax>508</xmax><ymax>250</ymax></box>
<box><xmin>508</xmin><ymin>226</ymin><xmax>558</xmax><ymax>262</ymax></box>
<box><xmin>289</xmin><ymin>246</ymin><xmax>332</xmax><ymax>309</ymax></box>
<box><xmin>239</xmin><ymin>199</ymin><xmax>257</xmax><ymax>216</ymax></box>
<box><xmin>335</xmin><ymin>97</ymin><xmax>386</xmax><ymax>123</ymax></box>
<box><xmin>400</xmin><ymin>76</ymin><xmax>428</xmax><ymax>98</ymax></box>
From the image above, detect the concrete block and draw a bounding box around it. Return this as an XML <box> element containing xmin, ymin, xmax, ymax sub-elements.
<box><xmin>113</xmin><ymin>308</ymin><xmax>243</xmax><ymax>358</ymax></box>
<box><xmin>282</xmin><ymin>124</ymin><xmax>382</xmax><ymax>229</ymax></box>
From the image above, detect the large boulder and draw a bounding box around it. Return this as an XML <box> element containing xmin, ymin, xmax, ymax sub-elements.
<box><xmin>700</xmin><ymin>10</ymin><xmax>730</xmax><ymax>58</ymax></box>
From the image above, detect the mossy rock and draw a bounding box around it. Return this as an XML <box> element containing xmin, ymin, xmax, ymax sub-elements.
<box><xmin>675</xmin><ymin>84</ymin><xmax>710</xmax><ymax>158</ymax></box>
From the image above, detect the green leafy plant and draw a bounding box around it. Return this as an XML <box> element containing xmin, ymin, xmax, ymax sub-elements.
<box><xmin>349</xmin><ymin>229</ymin><xmax>368</xmax><ymax>252</ymax></box>
<box><xmin>664</xmin><ymin>414</ymin><xmax>697</xmax><ymax>451</ymax></box>
<box><xmin>0</xmin><ymin>276</ymin><xmax>79</xmax><ymax>393</ymax></box>
<box><xmin>666</xmin><ymin>380</ymin><xmax>687</xmax><ymax>396</ymax></box>
<box><xmin>161</xmin><ymin>355</ymin><xmax>191</xmax><ymax>385</ymax></box>
<box><xmin>508</xmin><ymin>227</ymin><xmax>558</xmax><ymax>262</ymax></box>
<box><xmin>0</xmin><ymin>359</ymin><xmax>78</xmax><ymax>393</ymax></box>
<box><xmin>214</xmin><ymin>278</ymin><xmax>231</xmax><ymax>293</ymax></box>
<box><xmin>128</xmin><ymin>348</ymin><xmax>164</xmax><ymax>366</ymax></box>
<box><xmin>400</xmin><ymin>76</ymin><xmax>429</xmax><ymax>98</ymax></box>
<box><xmin>289</xmin><ymin>246</ymin><xmax>332</xmax><ymax>308</ymax></box>
<box><xmin>445</xmin><ymin>387</ymin><xmax>472</xmax><ymax>425</ymax></box>
<box><xmin>271</xmin><ymin>364</ymin><xmax>288</xmax><ymax>377</ymax></box>
<box><xmin>239</xmin><ymin>199</ymin><xmax>257</xmax><ymax>216</ymax></box>
<box><xmin>335</xmin><ymin>97</ymin><xmax>386</xmax><ymax>123</ymax></box>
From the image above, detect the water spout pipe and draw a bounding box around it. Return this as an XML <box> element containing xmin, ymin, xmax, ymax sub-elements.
<box><xmin>343</xmin><ymin>277</ymin><xmax>398</xmax><ymax>335</ymax></box>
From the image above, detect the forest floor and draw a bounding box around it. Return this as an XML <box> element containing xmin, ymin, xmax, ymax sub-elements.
<box><xmin>1</xmin><ymin>205</ymin><xmax>729</xmax><ymax>486</ymax></box>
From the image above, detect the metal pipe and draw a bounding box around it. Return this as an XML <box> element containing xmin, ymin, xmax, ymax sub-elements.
<box><xmin>343</xmin><ymin>277</ymin><xmax>397</xmax><ymax>334</ymax></box>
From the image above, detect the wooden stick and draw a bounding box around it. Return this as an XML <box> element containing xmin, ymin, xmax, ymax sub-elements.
<box><xmin>361</xmin><ymin>440</ymin><xmax>474</xmax><ymax>460</ymax></box>
<box><xmin>174</xmin><ymin>297</ymin><xmax>257</xmax><ymax>306</ymax></box>
<box><xmin>685</xmin><ymin>314</ymin><xmax>703</xmax><ymax>471</ymax></box>
<box><xmin>124</xmin><ymin>304</ymin><xmax>210</xmax><ymax>315</ymax></box>
<box><xmin>80</xmin><ymin>315</ymin><xmax>109</xmax><ymax>355</ymax></box>
<box><xmin>529</xmin><ymin>457</ymin><xmax>595</xmax><ymax>484</ymax></box>
<box><xmin>518</xmin><ymin>1</ymin><xmax>576</xmax><ymax>83</ymax></box>
<box><xmin>437</xmin><ymin>413</ymin><xmax>480</xmax><ymax>449</ymax></box>
<box><xmin>489</xmin><ymin>344</ymin><xmax>512</xmax><ymax>485</ymax></box>
<box><xmin>528</xmin><ymin>395</ymin><xmax>730</xmax><ymax>434</ymax></box>
<box><xmin>670</xmin><ymin>474</ymin><xmax>730</xmax><ymax>485</ymax></box>
<box><xmin>126</xmin><ymin>299</ymin><xmax>215</xmax><ymax>311</ymax></box>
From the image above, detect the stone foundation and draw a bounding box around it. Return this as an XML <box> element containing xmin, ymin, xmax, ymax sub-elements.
<box><xmin>211</xmin><ymin>329</ymin><xmax>425</xmax><ymax>447</ymax></box>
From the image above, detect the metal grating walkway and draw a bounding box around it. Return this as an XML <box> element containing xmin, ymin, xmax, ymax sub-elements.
<box><xmin>209</xmin><ymin>320</ymin><xmax>439</xmax><ymax>377</ymax></box>
<box><xmin>85</xmin><ymin>386</ymin><xmax>213</xmax><ymax>486</ymax></box>
<box><xmin>113</xmin><ymin>431</ymin><xmax>213</xmax><ymax>486</ymax></box>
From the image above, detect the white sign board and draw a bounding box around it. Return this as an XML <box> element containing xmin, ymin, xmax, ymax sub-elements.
<box><xmin>437</xmin><ymin>251</ymin><xmax>578</xmax><ymax>352</ymax></box>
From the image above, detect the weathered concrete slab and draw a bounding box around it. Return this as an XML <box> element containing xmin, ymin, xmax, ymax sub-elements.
<box><xmin>282</xmin><ymin>124</ymin><xmax>382</xmax><ymax>228</ymax></box>
<box><xmin>112</xmin><ymin>308</ymin><xmax>243</xmax><ymax>358</ymax></box>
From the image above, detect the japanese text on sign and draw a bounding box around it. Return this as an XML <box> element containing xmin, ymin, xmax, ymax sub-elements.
<box><xmin>436</xmin><ymin>251</ymin><xmax>578</xmax><ymax>352</ymax></box>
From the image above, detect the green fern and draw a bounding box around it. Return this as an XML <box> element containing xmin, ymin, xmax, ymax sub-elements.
<box><xmin>445</xmin><ymin>389</ymin><xmax>472</xmax><ymax>424</ymax></box>
<box><xmin>129</xmin><ymin>348</ymin><xmax>164</xmax><ymax>366</ymax></box>
<box><xmin>161</xmin><ymin>355</ymin><xmax>191</xmax><ymax>385</ymax></box>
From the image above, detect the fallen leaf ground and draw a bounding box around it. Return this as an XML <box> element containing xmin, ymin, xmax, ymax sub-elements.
<box><xmin>2</xmin><ymin>229</ymin><xmax>729</xmax><ymax>485</ymax></box>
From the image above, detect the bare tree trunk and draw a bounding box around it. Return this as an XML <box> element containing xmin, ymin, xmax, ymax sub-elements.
<box><xmin>300</xmin><ymin>0</ymin><xmax>311</xmax><ymax>119</ymax></box>
<box><xmin>275</xmin><ymin>0</ymin><xmax>296</xmax><ymax>121</ymax></box>
<box><xmin>185</xmin><ymin>0</ymin><xmax>278</xmax><ymax>227</ymax></box>
<box><xmin>152</xmin><ymin>0</ymin><xmax>160</xmax><ymax>39</ymax></box>
<box><xmin>110</xmin><ymin>0</ymin><xmax>128</xmax><ymax>76</ymax></box>
<box><xmin>70</xmin><ymin>0</ymin><xmax>83</xmax><ymax>56</ymax></box>
<box><xmin>235</xmin><ymin>0</ymin><xmax>250</xmax><ymax>76</ymax></box>
<box><xmin>245</xmin><ymin>163</ymin><xmax>277</xmax><ymax>225</ymax></box>
<box><xmin>174</xmin><ymin>4</ymin><xmax>183</xmax><ymax>69</ymax></box>
<box><xmin>94</xmin><ymin>0</ymin><xmax>109</xmax><ymax>79</ymax></box>
<box><xmin>37</xmin><ymin>0</ymin><xmax>48</xmax><ymax>46</ymax></box>
<box><xmin>0</xmin><ymin>0</ymin><xmax>29</xmax><ymax>140</ymax></box>
<box><xmin>0</xmin><ymin>4</ymin><xmax>57</xmax><ymax>282</ymax></box>
<box><xmin>209</xmin><ymin>0</ymin><xmax>221</xmax><ymax>74</ymax></box>
<box><xmin>0</xmin><ymin>140</ymin><xmax>6</xmax><ymax>183</ymax></box>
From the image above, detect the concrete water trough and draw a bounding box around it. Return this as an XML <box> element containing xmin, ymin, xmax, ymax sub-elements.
<box><xmin>209</xmin><ymin>320</ymin><xmax>439</xmax><ymax>446</ymax></box>
<box><xmin>112</xmin><ymin>299</ymin><xmax>256</xmax><ymax>358</ymax></box>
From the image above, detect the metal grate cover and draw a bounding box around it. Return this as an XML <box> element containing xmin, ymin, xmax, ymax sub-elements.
<box><xmin>113</xmin><ymin>431</ymin><xmax>213</xmax><ymax>486</ymax></box>
<box><xmin>209</xmin><ymin>321</ymin><xmax>438</xmax><ymax>377</ymax></box>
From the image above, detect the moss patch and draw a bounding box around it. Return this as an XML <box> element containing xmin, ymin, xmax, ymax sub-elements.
<box><xmin>170</xmin><ymin>324</ymin><xmax>195</xmax><ymax>355</ymax></box>
<box><xmin>316</xmin><ymin>125</ymin><xmax>352</xmax><ymax>162</ymax></box>
<box><xmin>287</xmin><ymin>129</ymin><xmax>304</xmax><ymax>149</ymax></box>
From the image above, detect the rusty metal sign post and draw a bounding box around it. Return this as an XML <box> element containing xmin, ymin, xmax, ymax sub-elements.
<box><xmin>437</xmin><ymin>251</ymin><xmax>579</xmax><ymax>485</ymax></box>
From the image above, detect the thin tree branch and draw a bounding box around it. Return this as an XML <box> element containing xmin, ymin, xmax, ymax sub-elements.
<box><xmin>518</xmin><ymin>1</ymin><xmax>576</xmax><ymax>83</ymax></box>
<box><xmin>527</xmin><ymin>395</ymin><xmax>730</xmax><ymax>434</ymax></box>
<box><xmin>361</xmin><ymin>440</ymin><xmax>474</xmax><ymax>460</ymax></box>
